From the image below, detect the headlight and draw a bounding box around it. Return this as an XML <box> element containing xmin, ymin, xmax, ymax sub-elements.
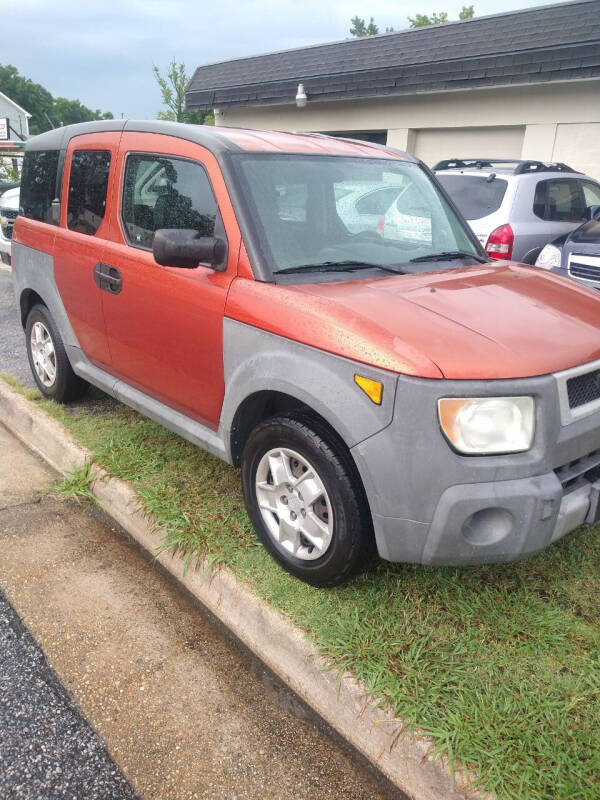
<box><xmin>438</xmin><ymin>397</ymin><xmax>534</xmax><ymax>454</ymax></box>
<box><xmin>535</xmin><ymin>244</ymin><xmax>562</xmax><ymax>270</ymax></box>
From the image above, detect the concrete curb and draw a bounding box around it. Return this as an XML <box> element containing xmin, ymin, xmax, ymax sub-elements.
<box><xmin>0</xmin><ymin>379</ymin><xmax>484</xmax><ymax>800</ymax></box>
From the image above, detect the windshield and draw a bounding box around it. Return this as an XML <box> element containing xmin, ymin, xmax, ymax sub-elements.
<box><xmin>236</xmin><ymin>155</ymin><xmax>480</xmax><ymax>277</ymax></box>
<box><xmin>436</xmin><ymin>174</ymin><xmax>508</xmax><ymax>221</ymax></box>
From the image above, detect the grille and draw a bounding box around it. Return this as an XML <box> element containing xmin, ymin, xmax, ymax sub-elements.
<box><xmin>567</xmin><ymin>369</ymin><xmax>600</xmax><ymax>409</ymax></box>
<box><xmin>0</xmin><ymin>208</ymin><xmax>16</xmax><ymax>241</ymax></box>
<box><xmin>569</xmin><ymin>254</ymin><xmax>600</xmax><ymax>283</ymax></box>
<box><xmin>555</xmin><ymin>449</ymin><xmax>600</xmax><ymax>491</ymax></box>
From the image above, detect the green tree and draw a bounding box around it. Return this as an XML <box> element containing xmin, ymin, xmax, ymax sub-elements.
<box><xmin>409</xmin><ymin>5</ymin><xmax>474</xmax><ymax>27</ymax></box>
<box><xmin>0</xmin><ymin>64</ymin><xmax>53</xmax><ymax>135</ymax></box>
<box><xmin>350</xmin><ymin>16</ymin><xmax>379</xmax><ymax>36</ymax></box>
<box><xmin>51</xmin><ymin>97</ymin><xmax>113</xmax><ymax>127</ymax></box>
<box><xmin>0</xmin><ymin>63</ymin><xmax>113</xmax><ymax>134</ymax></box>
<box><xmin>153</xmin><ymin>59</ymin><xmax>214</xmax><ymax>125</ymax></box>
<box><xmin>350</xmin><ymin>6</ymin><xmax>474</xmax><ymax>35</ymax></box>
<box><xmin>408</xmin><ymin>11</ymin><xmax>448</xmax><ymax>27</ymax></box>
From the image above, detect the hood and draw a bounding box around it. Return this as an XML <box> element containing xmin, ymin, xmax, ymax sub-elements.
<box><xmin>566</xmin><ymin>219</ymin><xmax>600</xmax><ymax>247</ymax></box>
<box><xmin>228</xmin><ymin>264</ymin><xmax>600</xmax><ymax>380</ymax></box>
<box><xmin>0</xmin><ymin>187</ymin><xmax>20</xmax><ymax>209</ymax></box>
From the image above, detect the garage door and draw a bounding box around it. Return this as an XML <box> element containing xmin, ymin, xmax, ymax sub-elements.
<box><xmin>412</xmin><ymin>126</ymin><xmax>525</xmax><ymax>167</ymax></box>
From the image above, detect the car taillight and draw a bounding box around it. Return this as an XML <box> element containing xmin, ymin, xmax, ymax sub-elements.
<box><xmin>377</xmin><ymin>216</ymin><xmax>385</xmax><ymax>234</ymax></box>
<box><xmin>485</xmin><ymin>224</ymin><xmax>514</xmax><ymax>260</ymax></box>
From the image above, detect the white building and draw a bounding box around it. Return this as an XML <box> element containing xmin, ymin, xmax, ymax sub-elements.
<box><xmin>0</xmin><ymin>90</ymin><xmax>30</xmax><ymax>177</ymax></box>
<box><xmin>186</xmin><ymin>0</ymin><xmax>600</xmax><ymax>179</ymax></box>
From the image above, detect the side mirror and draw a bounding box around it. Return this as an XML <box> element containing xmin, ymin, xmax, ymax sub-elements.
<box><xmin>585</xmin><ymin>205</ymin><xmax>600</xmax><ymax>221</ymax></box>
<box><xmin>152</xmin><ymin>228</ymin><xmax>227</xmax><ymax>269</ymax></box>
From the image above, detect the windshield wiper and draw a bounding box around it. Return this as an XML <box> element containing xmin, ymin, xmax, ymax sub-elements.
<box><xmin>409</xmin><ymin>251</ymin><xmax>488</xmax><ymax>264</ymax></box>
<box><xmin>276</xmin><ymin>260</ymin><xmax>405</xmax><ymax>275</ymax></box>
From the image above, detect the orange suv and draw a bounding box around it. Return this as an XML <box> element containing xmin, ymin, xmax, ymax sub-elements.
<box><xmin>11</xmin><ymin>120</ymin><xmax>600</xmax><ymax>585</ymax></box>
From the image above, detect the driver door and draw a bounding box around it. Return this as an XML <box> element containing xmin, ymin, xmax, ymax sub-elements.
<box><xmin>99</xmin><ymin>132</ymin><xmax>240</xmax><ymax>428</ymax></box>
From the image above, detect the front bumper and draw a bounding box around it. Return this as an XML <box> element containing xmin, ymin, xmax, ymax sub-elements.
<box><xmin>352</xmin><ymin>367</ymin><xmax>600</xmax><ymax>565</ymax></box>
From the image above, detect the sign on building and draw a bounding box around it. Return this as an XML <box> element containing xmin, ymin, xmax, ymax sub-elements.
<box><xmin>0</xmin><ymin>118</ymin><xmax>9</xmax><ymax>141</ymax></box>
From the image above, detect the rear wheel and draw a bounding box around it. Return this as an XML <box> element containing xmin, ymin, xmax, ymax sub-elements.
<box><xmin>25</xmin><ymin>304</ymin><xmax>88</xmax><ymax>402</ymax></box>
<box><xmin>242</xmin><ymin>413</ymin><xmax>373</xmax><ymax>586</ymax></box>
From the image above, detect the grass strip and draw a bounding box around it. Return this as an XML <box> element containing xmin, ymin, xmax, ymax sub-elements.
<box><xmin>4</xmin><ymin>377</ymin><xmax>600</xmax><ymax>800</ymax></box>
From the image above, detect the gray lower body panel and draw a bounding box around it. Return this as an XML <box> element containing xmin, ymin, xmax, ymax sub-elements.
<box><xmin>354</xmin><ymin>370</ymin><xmax>600</xmax><ymax>565</ymax></box>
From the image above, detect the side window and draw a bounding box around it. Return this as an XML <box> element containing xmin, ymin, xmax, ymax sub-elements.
<box><xmin>533</xmin><ymin>179</ymin><xmax>585</xmax><ymax>222</ymax></box>
<box><xmin>20</xmin><ymin>150</ymin><xmax>60</xmax><ymax>224</ymax></box>
<box><xmin>121</xmin><ymin>154</ymin><xmax>218</xmax><ymax>250</ymax></box>
<box><xmin>582</xmin><ymin>182</ymin><xmax>600</xmax><ymax>209</ymax></box>
<box><xmin>67</xmin><ymin>150</ymin><xmax>111</xmax><ymax>235</ymax></box>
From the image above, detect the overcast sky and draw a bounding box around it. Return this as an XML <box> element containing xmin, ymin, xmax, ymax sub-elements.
<box><xmin>1</xmin><ymin>0</ymin><xmax>555</xmax><ymax>119</ymax></box>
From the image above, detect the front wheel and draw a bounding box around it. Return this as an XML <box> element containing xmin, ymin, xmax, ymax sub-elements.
<box><xmin>241</xmin><ymin>414</ymin><xmax>374</xmax><ymax>586</ymax></box>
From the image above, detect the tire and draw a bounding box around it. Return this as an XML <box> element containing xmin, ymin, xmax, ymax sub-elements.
<box><xmin>25</xmin><ymin>304</ymin><xmax>88</xmax><ymax>402</ymax></box>
<box><xmin>241</xmin><ymin>412</ymin><xmax>374</xmax><ymax>587</ymax></box>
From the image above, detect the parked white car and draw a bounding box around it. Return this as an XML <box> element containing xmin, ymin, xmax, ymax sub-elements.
<box><xmin>0</xmin><ymin>186</ymin><xmax>19</xmax><ymax>265</ymax></box>
<box><xmin>335</xmin><ymin>181</ymin><xmax>432</xmax><ymax>244</ymax></box>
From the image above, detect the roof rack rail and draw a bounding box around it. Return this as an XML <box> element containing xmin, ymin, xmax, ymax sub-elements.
<box><xmin>433</xmin><ymin>158</ymin><xmax>578</xmax><ymax>175</ymax></box>
<box><xmin>513</xmin><ymin>160</ymin><xmax>578</xmax><ymax>175</ymax></box>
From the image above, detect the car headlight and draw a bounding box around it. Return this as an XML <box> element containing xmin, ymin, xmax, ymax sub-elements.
<box><xmin>535</xmin><ymin>244</ymin><xmax>562</xmax><ymax>270</ymax></box>
<box><xmin>438</xmin><ymin>397</ymin><xmax>534</xmax><ymax>454</ymax></box>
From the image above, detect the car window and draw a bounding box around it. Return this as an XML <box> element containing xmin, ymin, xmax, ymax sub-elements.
<box><xmin>238</xmin><ymin>155</ymin><xmax>476</xmax><ymax>272</ymax></box>
<box><xmin>533</xmin><ymin>179</ymin><xmax>586</xmax><ymax>222</ymax></box>
<box><xmin>121</xmin><ymin>154</ymin><xmax>218</xmax><ymax>250</ymax></box>
<box><xmin>582</xmin><ymin>182</ymin><xmax>600</xmax><ymax>209</ymax></box>
<box><xmin>277</xmin><ymin>183</ymin><xmax>307</xmax><ymax>221</ymax></box>
<box><xmin>355</xmin><ymin>187</ymin><xmax>401</xmax><ymax>216</ymax></box>
<box><xmin>67</xmin><ymin>150</ymin><xmax>111</xmax><ymax>235</ymax></box>
<box><xmin>436</xmin><ymin>175</ymin><xmax>508</xmax><ymax>220</ymax></box>
<box><xmin>20</xmin><ymin>150</ymin><xmax>60</xmax><ymax>225</ymax></box>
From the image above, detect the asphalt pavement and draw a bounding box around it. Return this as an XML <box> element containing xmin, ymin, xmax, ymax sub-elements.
<box><xmin>0</xmin><ymin>266</ymin><xmax>33</xmax><ymax>387</ymax></box>
<box><xmin>0</xmin><ymin>589</ymin><xmax>138</xmax><ymax>800</ymax></box>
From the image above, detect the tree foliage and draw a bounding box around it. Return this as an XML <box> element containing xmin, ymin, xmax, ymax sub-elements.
<box><xmin>350</xmin><ymin>15</ymin><xmax>395</xmax><ymax>36</ymax></box>
<box><xmin>153</xmin><ymin>59</ymin><xmax>214</xmax><ymax>126</ymax></box>
<box><xmin>409</xmin><ymin>5</ymin><xmax>474</xmax><ymax>27</ymax></box>
<box><xmin>0</xmin><ymin>63</ymin><xmax>113</xmax><ymax>135</ymax></box>
<box><xmin>350</xmin><ymin>6</ymin><xmax>474</xmax><ymax>36</ymax></box>
<box><xmin>350</xmin><ymin>15</ymin><xmax>379</xmax><ymax>36</ymax></box>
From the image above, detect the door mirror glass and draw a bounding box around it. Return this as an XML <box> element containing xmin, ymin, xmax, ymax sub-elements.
<box><xmin>153</xmin><ymin>228</ymin><xmax>226</xmax><ymax>269</ymax></box>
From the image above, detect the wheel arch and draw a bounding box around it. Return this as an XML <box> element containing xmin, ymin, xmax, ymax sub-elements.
<box><xmin>230</xmin><ymin>389</ymin><xmax>349</xmax><ymax>467</ymax></box>
<box><xmin>19</xmin><ymin>288</ymin><xmax>47</xmax><ymax>328</ymax></box>
<box><xmin>230</xmin><ymin>389</ymin><xmax>375</xmax><ymax>544</ymax></box>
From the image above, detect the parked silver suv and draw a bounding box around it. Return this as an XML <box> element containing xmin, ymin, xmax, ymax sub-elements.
<box><xmin>434</xmin><ymin>159</ymin><xmax>600</xmax><ymax>264</ymax></box>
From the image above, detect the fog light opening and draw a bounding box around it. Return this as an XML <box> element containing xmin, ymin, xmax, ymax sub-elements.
<box><xmin>462</xmin><ymin>507</ymin><xmax>514</xmax><ymax>546</ymax></box>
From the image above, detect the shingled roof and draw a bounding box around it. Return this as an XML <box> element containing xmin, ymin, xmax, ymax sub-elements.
<box><xmin>186</xmin><ymin>0</ymin><xmax>600</xmax><ymax>111</ymax></box>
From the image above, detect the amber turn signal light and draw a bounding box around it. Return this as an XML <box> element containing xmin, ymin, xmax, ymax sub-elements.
<box><xmin>354</xmin><ymin>375</ymin><xmax>383</xmax><ymax>405</ymax></box>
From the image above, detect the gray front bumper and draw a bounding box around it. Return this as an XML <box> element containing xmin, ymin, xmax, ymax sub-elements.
<box><xmin>352</xmin><ymin>369</ymin><xmax>600</xmax><ymax>565</ymax></box>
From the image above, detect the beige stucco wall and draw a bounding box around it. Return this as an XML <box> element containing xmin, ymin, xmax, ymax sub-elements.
<box><xmin>216</xmin><ymin>80</ymin><xmax>600</xmax><ymax>179</ymax></box>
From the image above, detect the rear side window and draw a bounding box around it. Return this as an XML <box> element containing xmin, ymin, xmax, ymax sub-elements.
<box><xmin>67</xmin><ymin>150</ymin><xmax>111</xmax><ymax>235</ymax></box>
<box><xmin>121</xmin><ymin>154</ymin><xmax>218</xmax><ymax>250</ymax></box>
<box><xmin>436</xmin><ymin>175</ymin><xmax>508</xmax><ymax>220</ymax></box>
<box><xmin>20</xmin><ymin>150</ymin><xmax>60</xmax><ymax>224</ymax></box>
<box><xmin>533</xmin><ymin>179</ymin><xmax>585</xmax><ymax>222</ymax></box>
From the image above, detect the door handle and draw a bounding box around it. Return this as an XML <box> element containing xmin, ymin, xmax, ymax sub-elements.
<box><xmin>94</xmin><ymin>262</ymin><xmax>122</xmax><ymax>294</ymax></box>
